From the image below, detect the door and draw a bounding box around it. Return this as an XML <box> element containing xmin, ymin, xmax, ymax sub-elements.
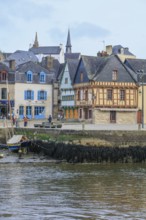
<box><xmin>110</xmin><ymin>111</ymin><xmax>116</xmax><ymax>123</ymax></box>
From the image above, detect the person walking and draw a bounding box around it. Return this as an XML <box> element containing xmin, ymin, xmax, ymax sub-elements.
<box><xmin>48</xmin><ymin>115</ymin><xmax>52</xmax><ymax>124</ymax></box>
<box><xmin>23</xmin><ymin>115</ymin><xmax>28</xmax><ymax>127</ymax></box>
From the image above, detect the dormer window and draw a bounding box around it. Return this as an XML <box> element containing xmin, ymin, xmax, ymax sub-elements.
<box><xmin>27</xmin><ymin>70</ymin><xmax>33</xmax><ymax>82</ymax></box>
<box><xmin>40</xmin><ymin>71</ymin><xmax>46</xmax><ymax>83</ymax></box>
<box><xmin>0</xmin><ymin>71</ymin><xmax>7</xmax><ymax>81</ymax></box>
<box><xmin>65</xmin><ymin>77</ymin><xmax>68</xmax><ymax>84</ymax></box>
<box><xmin>112</xmin><ymin>70</ymin><xmax>118</xmax><ymax>81</ymax></box>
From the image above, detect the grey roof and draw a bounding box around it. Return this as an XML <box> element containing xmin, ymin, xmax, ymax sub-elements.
<box><xmin>125</xmin><ymin>58</ymin><xmax>146</xmax><ymax>82</ymax></box>
<box><xmin>67</xmin><ymin>59</ymin><xmax>79</xmax><ymax>82</ymax></box>
<box><xmin>5</xmin><ymin>50</ymin><xmax>38</xmax><ymax>66</ymax></box>
<box><xmin>75</xmin><ymin>55</ymin><xmax>137</xmax><ymax>84</ymax></box>
<box><xmin>29</xmin><ymin>46</ymin><xmax>61</xmax><ymax>55</ymax></box>
<box><xmin>65</xmin><ymin>53</ymin><xmax>81</xmax><ymax>61</ymax></box>
<box><xmin>81</xmin><ymin>55</ymin><xmax>107</xmax><ymax>80</ymax></box>
<box><xmin>112</xmin><ymin>45</ymin><xmax>135</xmax><ymax>56</ymax></box>
<box><xmin>15</xmin><ymin>61</ymin><xmax>55</xmax><ymax>83</ymax></box>
<box><xmin>93</xmin><ymin>55</ymin><xmax>137</xmax><ymax>83</ymax></box>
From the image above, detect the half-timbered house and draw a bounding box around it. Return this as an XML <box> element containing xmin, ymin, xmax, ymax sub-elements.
<box><xmin>74</xmin><ymin>55</ymin><xmax>139</xmax><ymax>124</ymax></box>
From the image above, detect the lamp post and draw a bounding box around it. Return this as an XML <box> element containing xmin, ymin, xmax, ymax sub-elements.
<box><xmin>137</xmin><ymin>70</ymin><xmax>145</xmax><ymax>129</ymax></box>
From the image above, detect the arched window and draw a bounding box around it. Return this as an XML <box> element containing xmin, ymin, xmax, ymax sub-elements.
<box><xmin>38</xmin><ymin>90</ymin><xmax>47</xmax><ymax>100</ymax></box>
<box><xmin>27</xmin><ymin>70</ymin><xmax>33</xmax><ymax>82</ymax></box>
<box><xmin>40</xmin><ymin>71</ymin><xmax>46</xmax><ymax>83</ymax></box>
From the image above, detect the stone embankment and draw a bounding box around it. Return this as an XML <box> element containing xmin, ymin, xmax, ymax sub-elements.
<box><xmin>29</xmin><ymin>129</ymin><xmax>146</xmax><ymax>163</ymax></box>
<box><xmin>1</xmin><ymin>128</ymin><xmax>146</xmax><ymax>163</ymax></box>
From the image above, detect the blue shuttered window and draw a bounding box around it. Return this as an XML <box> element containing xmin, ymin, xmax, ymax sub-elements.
<box><xmin>24</xmin><ymin>90</ymin><xmax>34</xmax><ymax>100</ymax></box>
<box><xmin>38</xmin><ymin>90</ymin><xmax>47</xmax><ymax>100</ymax></box>
<box><xmin>40</xmin><ymin>72</ymin><xmax>46</xmax><ymax>83</ymax></box>
<box><xmin>27</xmin><ymin>70</ymin><xmax>33</xmax><ymax>82</ymax></box>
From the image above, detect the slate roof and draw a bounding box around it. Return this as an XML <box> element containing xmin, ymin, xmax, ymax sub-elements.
<box><xmin>29</xmin><ymin>46</ymin><xmax>61</xmax><ymax>55</ymax></box>
<box><xmin>64</xmin><ymin>53</ymin><xmax>81</xmax><ymax>61</ymax></box>
<box><xmin>75</xmin><ymin>55</ymin><xmax>137</xmax><ymax>84</ymax></box>
<box><xmin>67</xmin><ymin>59</ymin><xmax>79</xmax><ymax>82</ymax></box>
<box><xmin>81</xmin><ymin>55</ymin><xmax>107</xmax><ymax>80</ymax></box>
<box><xmin>93</xmin><ymin>55</ymin><xmax>137</xmax><ymax>83</ymax></box>
<box><xmin>5</xmin><ymin>50</ymin><xmax>38</xmax><ymax>66</ymax></box>
<box><xmin>125</xmin><ymin>58</ymin><xmax>146</xmax><ymax>83</ymax></box>
<box><xmin>112</xmin><ymin>45</ymin><xmax>135</xmax><ymax>56</ymax></box>
<box><xmin>15</xmin><ymin>61</ymin><xmax>55</xmax><ymax>83</ymax></box>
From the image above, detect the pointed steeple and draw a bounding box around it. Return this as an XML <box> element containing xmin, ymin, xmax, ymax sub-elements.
<box><xmin>33</xmin><ymin>32</ymin><xmax>39</xmax><ymax>48</ymax></box>
<box><xmin>66</xmin><ymin>29</ymin><xmax>72</xmax><ymax>53</ymax></box>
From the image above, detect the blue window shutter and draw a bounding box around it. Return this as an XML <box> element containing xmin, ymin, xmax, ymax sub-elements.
<box><xmin>24</xmin><ymin>90</ymin><xmax>27</xmax><ymax>100</ymax></box>
<box><xmin>38</xmin><ymin>91</ymin><xmax>40</xmax><ymax>100</ymax></box>
<box><xmin>31</xmin><ymin>91</ymin><xmax>34</xmax><ymax>100</ymax></box>
<box><xmin>44</xmin><ymin>73</ymin><xmax>46</xmax><ymax>82</ymax></box>
<box><xmin>44</xmin><ymin>91</ymin><xmax>47</xmax><ymax>100</ymax></box>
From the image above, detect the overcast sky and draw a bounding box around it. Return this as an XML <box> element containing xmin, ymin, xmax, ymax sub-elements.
<box><xmin>0</xmin><ymin>0</ymin><xmax>146</xmax><ymax>58</ymax></box>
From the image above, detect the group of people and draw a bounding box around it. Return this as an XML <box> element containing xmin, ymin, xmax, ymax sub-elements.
<box><xmin>12</xmin><ymin>115</ymin><xmax>29</xmax><ymax>127</ymax></box>
<box><xmin>10</xmin><ymin>114</ymin><xmax>53</xmax><ymax>127</ymax></box>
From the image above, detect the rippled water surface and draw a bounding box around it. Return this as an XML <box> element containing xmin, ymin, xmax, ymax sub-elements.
<box><xmin>0</xmin><ymin>162</ymin><xmax>146</xmax><ymax>220</ymax></box>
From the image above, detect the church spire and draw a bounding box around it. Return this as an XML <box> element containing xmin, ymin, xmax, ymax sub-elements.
<box><xmin>66</xmin><ymin>29</ymin><xmax>72</xmax><ymax>53</ymax></box>
<box><xmin>33</xmin><ymin>32</ymin><xmax>39</xmax><ymax>48</ymax></box>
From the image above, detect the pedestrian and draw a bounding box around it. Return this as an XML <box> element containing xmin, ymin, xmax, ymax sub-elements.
<box><xmin>12</xmin><ymin>115</ymin><xmax>16</xmax><ymax>125</ymax></box>
<box><xmin>23</xmin><ymin>115</ymin><xmax>28</xmax><ymax>127</ymax></box>
<box><xmin>48</xmin><ymin>115</ymin><xmax>52</xmax><ymax>123</ymax></box>
<box><xmin>15</xmin><ymin>115</ymin><xmax>19</xmax><ymax>128</ymax></box>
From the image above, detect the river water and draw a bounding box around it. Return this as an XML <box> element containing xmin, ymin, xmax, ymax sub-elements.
<box><xmin>0</xmin><ymin>160</ymin><xmax>146</xmax><ymax>220</ymax></box>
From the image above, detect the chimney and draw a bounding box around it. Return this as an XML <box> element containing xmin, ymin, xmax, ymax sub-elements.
<box><xmin>9</xmin><ymin>59</ymin><xmax>15</xmax><ymax>71</ymax></box>
<box><xmin>46</xmin><ymin>56</ymin><xmax>54</xmax><ymax>69</ymax></box>
<box><xmin>106</xmin><ymin>45</ymin><xmax>112</xmax><ymax>55</ymax></box>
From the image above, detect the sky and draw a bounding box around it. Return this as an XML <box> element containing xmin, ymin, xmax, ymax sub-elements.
<box><xmin>0</xmin><ymin>0</ymin><xmax>146</xmax><ymax>58</ymax></box>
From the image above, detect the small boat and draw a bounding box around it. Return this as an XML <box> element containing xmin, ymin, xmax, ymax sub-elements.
<box><xmin>7</xmin><ymin>135</ymin><xmax>30</xmax><ymax>152</ymax></box>
<box><xmin>0</xmin><ymin>153</ymin><xmax>4</xmax><ymax>158</ymax></box>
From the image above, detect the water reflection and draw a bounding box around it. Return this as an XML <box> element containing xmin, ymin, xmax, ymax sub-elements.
<box><xmin>0</xmin><ymin>163</ymin><xmax>146</xmax><ymax>219</ymax></box>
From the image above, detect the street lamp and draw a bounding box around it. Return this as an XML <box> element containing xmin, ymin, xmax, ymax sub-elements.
<box><xmin>137</xmin><ymin>70</ymin><xmax>145</xmax><ymax>128</ymax></box>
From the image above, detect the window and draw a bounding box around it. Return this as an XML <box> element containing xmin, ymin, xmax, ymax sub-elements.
<box><xmin>19</xmin><ymin>106</ymin><xmax>24</xmax><ymax>115</ymax></box>
<box><xmin>112</xmin><ymin>70</ymin><xmax>118</xmax><ymax>81</ymax></box>
<box><xmin>79</xmin><ymin>108</ymin><xmax>82</xmax><ymax>118</ymax></box>
<box><xmin>65</xmin><ymin>78</ymin><xmax>68</xmax><ymax>84</ymax></box>
<box><xmin>89</xmin><ymin>109</ymin><xmax>92</xmax><ymax>119</ymax></box>
<box><xmin>77</xmin><ymin>90</ymin><xmax>80</xmax><ymax>100</ymax></box>
<box><xmin>38</xmin><ymin>91</ymin><xmax>47</xmax><ymax>100</ymax></box>
<box><xmin>85</xmin><ymin>90</ymin><xmax>88</xmax><ymax>100</ymax></box>
<box><xmin>27</xmin><ymin>70</ymin><xmax>33</xmax><ymax>82</ymax></box>
<box><xmin>120</xmin><ymin>89</ymin><xmax>125</xmax><ymax>100</ymax></box>
<box><xmin>1</xmin><ymin>88</ymin><xmax>7</xmax><ymax>99</ymax></box>
<box><xmin>1</xmin><ymin>72</ymin><xmax>6</xmax><ymax>81</ymax></box>
<box><xmin>40</xmin><ymin>72</ymin><xmax>46</xmax><ymax>83</ymax></box>
<box><xmin>26</xmin><ymin>106</ymin><xmax>32</xmax><ymax>116</ymax></box>
<box><xmin>34</xmin><ymin>106</ymin><xmax>45</xmax><ymax>116</ymax></box>
<box><xmin>107</xmin><ymin>89</ymin><xmax>113</xmax><ymax>100</ymax></box>
<box><xmin>80</xmin><ymin>73</ymin><xmax>83</xmax><ymax>82</ymax></box>
<box><xmin>24</xmin><ymin>90</ymin><xmax>34</xmax><ymax>100</ymax></box>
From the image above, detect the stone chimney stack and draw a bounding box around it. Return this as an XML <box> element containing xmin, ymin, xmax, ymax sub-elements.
<box><xmin>46</xmin><ymin>56</ymin><xmax>54</xmax><ymax>69</ymax></box>
<box><xmin>106</xmin><ymin>45</ymin><xmax>112</xmax><ymax>55</ymax></box>
<box><xmin>9</xmin><ymin>59</ymin><xmax>15</xmax><ymax>71</ymax></box>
